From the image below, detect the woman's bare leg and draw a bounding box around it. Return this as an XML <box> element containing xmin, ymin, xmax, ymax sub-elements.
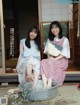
<box><xmin>47</xmin><ymin>78</ymin><xmax>52</xmax><ymax>88</ymax></box>
<box><xmin>33</xmin><ymin>71</ymin><xmax>39</xmax><ymax>89</ymax></box>
<box><xmin>26</xmin><ymin>64</ymin><xmax>33</xmax><ymax>82</ymax></box>
<box><xmin>42</xmin><ymin>74</ymin><xmax>47</xmax><ymax>88</ymax></box>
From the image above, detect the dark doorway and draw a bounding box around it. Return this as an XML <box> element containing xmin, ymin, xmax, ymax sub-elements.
<box><xmin>3</xmin><ymin>0</ymin><xmax>38</xmax><ymax>73</ymax></box>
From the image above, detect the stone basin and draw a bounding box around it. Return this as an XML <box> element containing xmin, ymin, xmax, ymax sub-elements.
<box><xmin>19</xmin><ymin>80</ymin><xmax>58</xmax><ymax>101</ymax></box>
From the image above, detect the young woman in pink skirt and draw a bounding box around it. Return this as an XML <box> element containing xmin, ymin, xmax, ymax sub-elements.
<box><xmin>40</xmin><ymin>21</ymin><xmax>70</xmax><ymax>88</ymax></box>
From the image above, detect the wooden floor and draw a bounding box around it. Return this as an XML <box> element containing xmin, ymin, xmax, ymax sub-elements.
<box><xmin>67</xmin><ymin>64</ymin><xmax>80</xmax><ymax>71</ymax></box>
<box><xmin>5</xmin><ymin>63</ymin><xmax>80</xmax><ymax>73</ymax></box>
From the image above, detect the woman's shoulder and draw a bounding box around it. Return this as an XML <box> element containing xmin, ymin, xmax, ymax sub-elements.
<box><xmin>47</xmin><ymin>39</ymin><xmax>51</xmax><ymax>43</ymax></box>
<box><xmin>20</xmin><ymin>38</ymin><xmax>26</xmax><ymax>41</ymax></box>
<box><xmin>63</xmin><ymin>36</ymin><xmax>69</xmax><ymax>45</ymax></box>
<box><xmin>45</xmin><ymin>39</ymin><xmax>51</xmax><ymax>45</ymax></box>
<box><xmin>63</xmin><ymin>36</ymin><xmax>69</xmax><ymax>42</ymax></box>
<box><xmin>20</xmin><ymin>38</ymin><xmax>26</xmax><ymax>43</ymax></box>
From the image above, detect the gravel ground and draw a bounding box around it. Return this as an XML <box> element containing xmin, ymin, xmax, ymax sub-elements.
<box><xmin>0</xmin><ymin>83</ymin><xmax>80</xmax><ymax>105</ymax></box>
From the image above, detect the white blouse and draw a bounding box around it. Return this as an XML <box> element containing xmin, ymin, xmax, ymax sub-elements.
<box><xmin>44</xmin><ymin>37</ymin><xmax>70</xmax><ymax>58</ymax></box>
<box><xmin>20</xmin><ymin>39</ymin><xmax>40</xmax><ymax>58</ymax></box>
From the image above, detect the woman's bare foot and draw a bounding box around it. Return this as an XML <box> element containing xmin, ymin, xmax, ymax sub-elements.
<box><xmin>47</xmin><ymin>78</ymin><xmax>52</xmax><ymax>88</ymax></box>
<box><xmin>47</xmin><ymin>85</ymin><xmax>52</xmax><ymax>89</ymax></box>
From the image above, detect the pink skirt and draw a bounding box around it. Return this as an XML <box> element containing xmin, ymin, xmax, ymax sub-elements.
<box><xmin>40</xmin><ymin>57</ymin><xmax>68</xmax><ymax>86</ymax></box>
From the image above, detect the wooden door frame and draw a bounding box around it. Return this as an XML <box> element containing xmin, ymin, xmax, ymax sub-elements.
<box><xmin>0</xmin><ymin>0</ymin><xmax>5</xmax><ymax>74</ymax></box>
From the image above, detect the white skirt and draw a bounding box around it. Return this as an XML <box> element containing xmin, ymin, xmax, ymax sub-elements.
<box><xmin>16</xmin><ymin>56</ymin><xmax>40</xmax><ymax>83</ymax></box>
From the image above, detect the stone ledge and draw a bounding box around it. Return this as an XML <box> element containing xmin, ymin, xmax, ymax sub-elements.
<box><xmin>0</xmin><ymin>74</ymin><xmax>80</xmax><ymax>83</ymax></box>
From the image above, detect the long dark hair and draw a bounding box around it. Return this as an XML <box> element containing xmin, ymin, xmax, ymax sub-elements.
<box><xmin>25</xmin><ymin>26</ymin><xmax>41</xmax><ymax>51</ymax></box>
<box><xmin>48</xmin><ymin>21</ymin><xmax>63</xmax><ymax>41</ymax></box>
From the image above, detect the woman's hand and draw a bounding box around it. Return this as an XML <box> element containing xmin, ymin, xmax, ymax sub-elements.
<box><xmin>50</xmin><ymin>56</ymin><xmax>55</xmax><ymax>60</ymax></box>
<box><xmin>55</xmin><ymin>55</ymin><xmax>63</xmax><ymax>60</ymax></box>
<box><xmin>49</xmin><ymin>55</ymin><xmax>64</xmax><ymax>60</ymax></box>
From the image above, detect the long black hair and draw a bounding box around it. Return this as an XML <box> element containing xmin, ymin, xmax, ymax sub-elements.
<box><xmin>48</xmin><ymin>21</ymin><xmax>63</xmax><ymax>41</ymax></box>
<box><xmin>25</xmin><ymin>25</ymin><xmax>41</xmax><ymax>51</ymax></box>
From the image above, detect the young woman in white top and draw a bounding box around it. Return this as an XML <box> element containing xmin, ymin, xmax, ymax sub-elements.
<box><xmin>16</xmin><ymin>26</ymin><xmax>41</xmax><ymax>88</ymax></box>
